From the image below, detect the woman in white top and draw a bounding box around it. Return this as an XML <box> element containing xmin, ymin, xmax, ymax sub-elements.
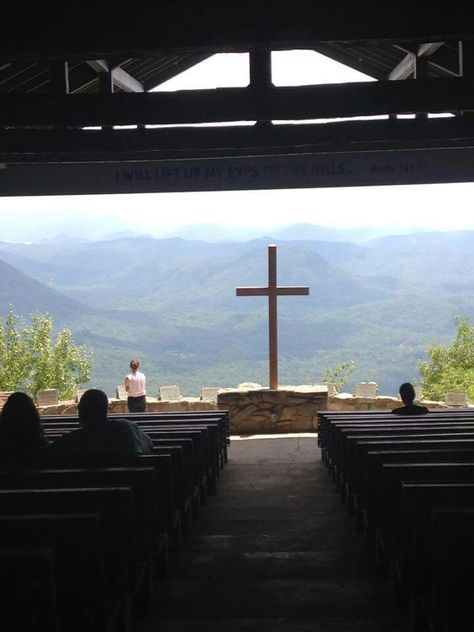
<box><xmin>125</xmin><ymin>359</ymin><xmax>147</xmax><ymax>413</ymax></box>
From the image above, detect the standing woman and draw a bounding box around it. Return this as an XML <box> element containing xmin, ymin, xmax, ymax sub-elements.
<box><xmin>125</xmin><ymin>359</ymin><xmax>147</xmax><ymax>412</ymax></box>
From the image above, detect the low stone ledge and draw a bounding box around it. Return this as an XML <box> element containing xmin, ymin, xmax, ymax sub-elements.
<box><xmin>38</xmin><ymin>397</ymin><xmax>217</xmax><ymax>416</ymax></box>
<box><xmin>218</xmin><ymin>388</ymin><xmax>328</xmax><ymax>434</ymax></box>
<box><xmin>38</xmin><ymin>401</ymin><xmax>77</xmax><ymax>416</ymax></box>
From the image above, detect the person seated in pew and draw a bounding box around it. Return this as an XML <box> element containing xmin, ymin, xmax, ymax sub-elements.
<box><xmin>0</xmin><ymin>392</ymin><xmax>48</xmax><ymax>462</ymax></box>
<box><xmin>49</xmin><ymin>388</ymin><xmax>153</xmax><ymax>457</ymax></box>
<box><xmin>392</xmin><ymin>382</ymin><xmax>429</xmax><ymax>416</ymax></box>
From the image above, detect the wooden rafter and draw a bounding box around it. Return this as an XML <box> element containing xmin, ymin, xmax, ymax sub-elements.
<box><xmin>392</xmin><ymin>42</ymin><xmax>461</xmax><ymax>78</ymax></box>
<box><xmin>86</xmin><ymin>60</ymin><xmax>144</xmax><ymax>92</ymax></box>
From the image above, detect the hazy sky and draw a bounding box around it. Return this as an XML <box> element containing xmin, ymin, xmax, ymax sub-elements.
<box><xmin>2</xmin><ymin>51</ymin><xmax>474</xmax><ymax>240</ymax></box>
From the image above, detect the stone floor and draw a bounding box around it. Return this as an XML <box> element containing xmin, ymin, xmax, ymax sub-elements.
<box><xmin>134</xmin><ymin>433</ymin><xmax>410</xmax><ymax>631</ymax></box>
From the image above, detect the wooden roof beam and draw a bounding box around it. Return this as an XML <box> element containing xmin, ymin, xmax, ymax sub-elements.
<box><xmin>388</xmin><ymin>53</ymin><xmax>415</xmax><ymax>80</ymax></box>
<box><xmin>0</xmin><ymin>78</ymin><xmax>472</xmax><ymax>128</ymax></box>
<box><xmin>389</xmin><ymin>42</ymin><xmax>446</xmax><ymax>79</ymax></box>
<box><xmin>393</xmin><ymin>42</ymin><xmax>460</xmax><ymax>77</ymax></box>
<box><xmin>86</xmin><ymin>59</ymin><xmax>144</xmax><ymax>92</ymax></box>
<box><xmin>3</xmin><ymin>117</ymin><xmax>474</xmax><ymax>163</ymax></box>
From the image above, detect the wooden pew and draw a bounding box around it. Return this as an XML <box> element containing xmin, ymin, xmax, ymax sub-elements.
<box><xmin>372</xmin><ymin>462</ymin><xmax>474</xmax><ymax>563</ymax></box>
<box><xmin>0</xmin><ymin>513</ymin><xmax>113</xmax><ymax>632</ymax></box>
<box><xmin>152</xmin><ymin>439</ymin><xmax>198</xmax><ymax>518</ymax></box>
<box><xmin>428</xmin><ymin>506</ymin><xmax>474</xmax><ymax>632</ymax></box>
<box><xmin>0</xmin><ymin>466</ymin><xmax>163</xmax><ymax>579</ymax></box>
<box><xmin>318</xmin><ymin>410</ymin><xmax>474</xmax><ymax>632</ymax></box>
<box><xmin>42</xmin><ymin>454</ymin><xmax>181</xmax><ymax>554</ymax></box>
<box><xmin>44</xmin><ymin>422</ymin><xmax>217</xmax><ymax>498</ymax></box>
<box><xmin>351</xmin><ymin>437</ymin><xmax>474</xmax><ymax>510</ymax></box>
<box><xmin>0</xmin><ymin>547</ymin><xmax>58</xmax><ymax>631</ymax></box>
<box><xmin>336</xmin><ymin>426</ymin><xmax>474</xmax><ymax>494</ymax></box>
<box><xmin>41</xmin><ymin>409</ymin><xmax>230</xmax><ymax>465</ymax></box>
<box><xmin>361</xmin><ymin>448</ymin><xmax>474</xmax><ymax>551</ymax></box>
<box><xmin>0</xmin><ymin>411</ymin><xmax>230</xmax><ymax>630</ymax></box>
<box><xmin>145</xmin><ymin>427</ymin><xmax>217</xmax><ymax>496</ymax></box>
<box><xmin>317</xmin><ymin>410</ymin><xmax>474</xmax><ymax>454</ymax></box>
<box><xmin>0</xmin><ymin>487</ymin><xmax>140</xmax><ymax>620</ymax></box>
<box><xmin>322</xmin><ymin>417</ymin><xmax>474</xmax><ymax>473</ymax></box>
<box><xmin>394</xmin><ymin>482</ymin><xmax>474</xmax><ymax>614</ymax></box>
<box><xmin>151</xmin><ymin>445</ymin><xmax>193</xmax><ymax>534</ymax></box>
<box><xmin>130</xmin><ymin>413</ymin><xmax>229</xmax><ymax>466</ymax></box>
<box><xmin>137</xmin><ymin>421</ymin><xmax>222</xmax><ymax>482</ymax></box>
<box><xmin>44</xmin><ymin>427</ymin><xmax>206</xmax><ymax>520</ymax></box>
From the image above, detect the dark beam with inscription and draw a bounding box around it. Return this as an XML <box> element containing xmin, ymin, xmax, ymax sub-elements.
<box><xmin>2</xmin><ymin>78</ymin><xmax>474</xmax><ymax>128</ymax></box>
<box><xmin>1</xmin><ymin>4</ymin><xmax>472</xmax><ymax>60</ymax></box>
<box><xmin>4</xmin><ymin>146</ymin><xmax>474</xmax><ymax>197</ymax></box>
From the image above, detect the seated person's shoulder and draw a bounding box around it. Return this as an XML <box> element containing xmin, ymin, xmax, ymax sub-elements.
<box><xmin>110</xmin><ymin>417</ymin><xmax>138</xmax><ymax>434</ymax></box>
<box><xmin>109</xmin><ymin>418</ymin><xmax>153</xmax><ymax>453</ymax></box>
<box><xmin>415</xmin><ymin>404</ymin><xmax>429</xmax><ymax>414</ymax></box>
<box><xmin>392</xmin><ymin>404</ymin><xmax>428</xmax><ymax>415</ymax></box>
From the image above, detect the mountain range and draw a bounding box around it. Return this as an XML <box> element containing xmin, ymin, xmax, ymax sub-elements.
<box><xmin>0</xmin><ymin>227</ymin><xmax>472</xmax><ymax>397</ymax></box>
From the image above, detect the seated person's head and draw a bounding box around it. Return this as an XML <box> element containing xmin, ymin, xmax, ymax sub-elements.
<box><xmin>0</xmin><ymin>392</ymin><xmax>45</xmax><ymax>449</ymax></box>
<box><xmin>399</xmin><ymin>382</ymin><xmax>416</xmax><ymax>405</ymax></box>
<box><xmin>78</xmin><ymin>389</ymin><xmax>109</xmax><ymax>426</ymax></box>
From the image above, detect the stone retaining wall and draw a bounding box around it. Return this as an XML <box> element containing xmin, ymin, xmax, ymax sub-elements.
<box><xmin>217</xmin><ymin>387</ymin><xmax>328</xmax><ymax>434</ymax></box>
<box><xmin>37</xmin><ymin>397</ymin><xmax>217</xmax><ymax>416</ymax></box>
<box><xmin>328</xmin><ymin>394</ymin><xmax>447</xmax><ymax>412</ymax></box>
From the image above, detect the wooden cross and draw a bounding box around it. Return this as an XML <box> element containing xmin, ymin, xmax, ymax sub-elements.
<box><xmin>236</xmin><ymin>244</ymin><xmax>310</xmax><ymax>390</ymax></box>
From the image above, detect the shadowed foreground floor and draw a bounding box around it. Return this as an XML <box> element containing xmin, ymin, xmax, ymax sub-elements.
<box><xmin>135</xmin><ymin>434</ymin><xmax>409</xmax><ymax>631</ymax></box>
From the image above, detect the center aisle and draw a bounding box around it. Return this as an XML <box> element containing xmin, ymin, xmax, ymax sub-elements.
<box><xmin>137</xmin><ymin>434</ymin><xmax>410</xmax><ymax>631</ymax></box>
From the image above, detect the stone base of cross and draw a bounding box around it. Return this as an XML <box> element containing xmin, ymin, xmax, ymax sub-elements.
<box><xmin>236</xmin><ymin>244</ymin><xmax>310</xmax><ymax>389</ymax></box>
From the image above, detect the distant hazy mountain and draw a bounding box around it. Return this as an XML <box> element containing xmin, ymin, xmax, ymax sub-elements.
<box><xmin>37</xmin><ymin>233</ymin><xmax>92</xmax><ymax>245</ymax></box>
<box><xmin>98</xmin><ymin>230</ymin><xmax>149</xmax><ymax>242</ymax></box>
<box><xmin>163</xmin><ymin>222</ymin><xmax>427</xmax><ymax>243</ymax></box>
<box><xmin>162</xmin><ymin>223</ymin><xmax>265</xmax><ymax>242</ymax></box>
<box><xmin>368</xmin><ymin>230</ymin><xmax>474</xmax><ymax>251</ymax></box>
<box><xmin>268</xmin><ymin>224</ymin><xmax>385</xmax><ymax>242</ymax></box>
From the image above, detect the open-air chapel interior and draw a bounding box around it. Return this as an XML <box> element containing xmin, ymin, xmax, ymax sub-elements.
<box><xmin>1</xmin><ymin>3</ymin><xmax>474</xmax><ymax>631</ymax></box>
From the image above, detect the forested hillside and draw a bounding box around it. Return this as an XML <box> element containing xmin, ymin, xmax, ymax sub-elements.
<box><xmin>0</xmin><ymin>229</ymin><xmax>472</xmax><ymax>397</ymax></box>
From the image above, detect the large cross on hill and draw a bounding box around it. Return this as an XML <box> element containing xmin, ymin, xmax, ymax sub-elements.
<box><xmin>236</xmin><ymin>244</ymin><xmax>310</xmax><ymax>390</ymax></box>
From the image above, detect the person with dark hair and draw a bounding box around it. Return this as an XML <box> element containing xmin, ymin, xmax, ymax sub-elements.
<box><xmin>125</xmin><ymin>359</ymin><xmax>147</xmax><ymax>413</ymax></box>
<box><xmin>392</xmin><ymin>382</ymin><xmax>429</xmax><ymax>415</ymax></box>
<box><xmin>0</xmin><ymin>392</ymin><xmax>48</xmax><ymax>461</ymax></box>
<box><xmin>49</xmin><ymin>388</ymin><xmax>153</xmax><ymax>457</ymax></box>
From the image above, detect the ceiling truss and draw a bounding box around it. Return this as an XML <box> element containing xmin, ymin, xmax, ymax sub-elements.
<box><xmin>2</xmin><ymin>18</ymin><xmax>474</xmax><ymax>194</ymax></box>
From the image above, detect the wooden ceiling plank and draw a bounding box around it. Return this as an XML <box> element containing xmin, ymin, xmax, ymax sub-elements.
<box><xmin>0</xmin><ymin>5</ymin><xmax>471</xmax><ymax>60</ymax></box>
